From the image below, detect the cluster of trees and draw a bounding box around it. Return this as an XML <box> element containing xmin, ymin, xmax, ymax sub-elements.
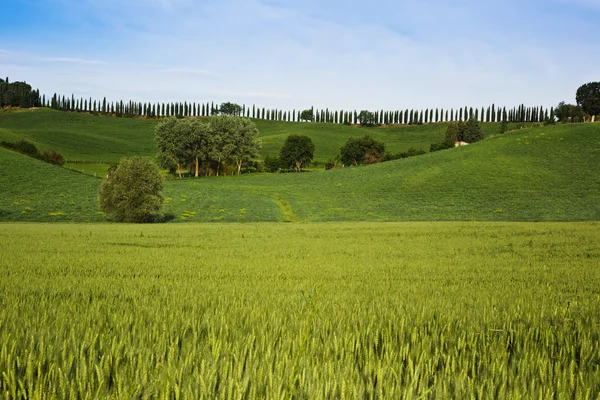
<box><xmin>554</xmin><ymin>82</ymin><xmax>600</xmax><ymax>123</ymax></box>
<box><xmin>430</xmin><ymin>118</ymin><xmax>484</xmax><ymax>152</ymax></box>
<box><xmin>0</xmin><ymin>77</ymin><xmax>41</xmax><ymax>108</ymax></box>
<box><xmin>155</xmin><ymin>115</ymin><xmax>261</xmax><ymax>178</ymax></box>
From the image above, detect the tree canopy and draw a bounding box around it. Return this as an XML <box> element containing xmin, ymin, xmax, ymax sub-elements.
<box><xmin>98</xmin><ymin>157</ymin><xmax>164</xmax><ymax>223</ymax></box>
<box><xmin>0</xmin><ymin>79</ymin><xmax>40</xmax><ymax>108</ymax></box>
<box><xmin>219</xmin><ymin>102</ymin><xmax>243</xmax><ymax>116</ymax></box>
<box><xmin>555</xmin><ymin>102</ymin><xmax>585</xmax><ymax>123</ymax></box>
<box><xmin>155</xmin><ymin>116</ymin><xmax>260</xmax><ymax>177</ymax></box>
<box><xmin>279</xmin><ymin>135</ymin><xmax>315</xmax><ymax>171</ymax></box>
<box><xmin>576</xmin><ymin>82</ymin><xmax>600</xmax><ymax>121</ymax></box>
<box><xmin>300</xmin><ymin>109</ymin><xmax>314</xmax><ymax>122</ymax></box>
<box><xmin>358</xmin><ymin>110</ymin><xmax>376</xmax><ymax>127</ymax></box>
<box><xmin>340</xmin><ymin>135</ymin><xmax>385</xmax><ymax>166</ymax></box>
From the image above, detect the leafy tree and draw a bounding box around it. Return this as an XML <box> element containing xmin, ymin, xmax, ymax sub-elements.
<box><xmin>299</xmin><ymin>108</ymin><xmax>314</xmax><ymax>122</ymax></box>
<box><xmin>98</xmin><ymin>157</ymin><xmax>164</xmax><ymax>223</ymax></box>
<box><xmin>155</xmin><ymin>118</ymin><xmax>190</xmax><ymax>178</ymax></box>
<box><xmin>340</xmin><ymin>135</ymin><xmax>385</xmax><ymax>166</ymax></box>
<box><xmin>358</xmin><ymin>110</ymin><xmax>376</xmax><ymax>127</ymax></box>
<box><xmin>212</xmin><ymin>115</ymin><xmax>261</xmax><ymax>175</ymax></box>
<box><xmin>462</xmin><ymin>117</ymin><xmax>484</xmax><ymax>143</ymax></box>
<box><xmin>279</xmin><ymin>135</ymin><xmax>315</xmax><ymax>171</ymax></box>
<box><xmin>219</xmin><ymin>102</ymin><xmax>243</xmax><ymax>116</ymax></box>
<box><xmin>576</xmin><ymin>82</ymin><xmax>600</xmax><ymax>122</ymax></box>
<box><xmin>554</xmin><ymin>102</ymin><xmax>585</xmax><ymax>123</ymax></box>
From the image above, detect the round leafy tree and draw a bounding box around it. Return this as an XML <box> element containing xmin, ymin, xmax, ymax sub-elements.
<box><xmin>279</xmin><ymin>134</ymin><xmax>315</xmax><ymax>171</ymax></box>
<box><xmin>576</xmin><ymin>82</ymin><xmax>600</xmax><ymax>121</ymax></box>
<box><xmin>98</xmin><ymin>157</ymin><xmax>164</xmax><ymax>223</ymax></box>
<box><xmin>340</xmin><ymin>135</ymin><xmax>385</xmax><ymax>166</ymax></box>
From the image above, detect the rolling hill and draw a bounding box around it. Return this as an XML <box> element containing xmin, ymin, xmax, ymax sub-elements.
<box><xmin>0</xmin><ymin>108</ymin><xmax>598</xmax><ymax>222</ymax></box>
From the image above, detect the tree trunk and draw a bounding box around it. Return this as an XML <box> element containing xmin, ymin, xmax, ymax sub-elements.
<box><xmin>592</xmin><ymin>115</ymin><xmax>596</xmax><ymax>123</ymax></box>
<box><xmin>295</xmin><ymin>161</ymin><xmax>302</xmax><ymax>171</ymax></box>
<box><xmin>176</xmin><ymin>163</ymin><xmax>182</xmax><ymax>179</ymax></box>
<box><xmin>236</xmin><ymin>161</ymin><xmax>242</xmax><ymax>175</ymax></box>
<box><xmin>195</xmin><ymin>156</ymin><xmax>199</xmax><ymax>177</ymax></box>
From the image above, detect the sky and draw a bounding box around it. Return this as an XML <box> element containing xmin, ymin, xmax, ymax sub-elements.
<box><xmin>1</xmin><ymin>0</ymin><xmax>599</xmax><ymax>112</ymax></box>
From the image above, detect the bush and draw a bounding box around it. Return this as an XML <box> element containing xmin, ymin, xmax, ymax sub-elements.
<box><xmin>98</xmin><ymin>157</ymin><xmax>164</xmax><ymax>223</ymax></box>
<box><xmin>0</xmin><ymin>139</ymin><xmax>40</xmax><ymax>158</ymax></box>
<box><xmin>40</xmin><ymin>150</ymin><xmax>65</xmax><ymax>166</ymax></box>
<box><xmin>263</xmin><ymin>156</ymin><xmax>281</xmax><ymax>172</ymax></box>
<box><xmin>340</xmin><ymin>135</ymin><xmax>385</xmax><ymax>166</ymax></box>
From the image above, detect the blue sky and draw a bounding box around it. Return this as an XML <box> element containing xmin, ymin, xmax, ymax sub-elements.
<box><xmin>1</xmin><ymin>0</ymin><xmax>599</xmax><ymax>111</ymax></box>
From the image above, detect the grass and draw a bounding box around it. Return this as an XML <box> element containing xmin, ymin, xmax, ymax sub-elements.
<box><xmin>0</xmin><ymin>108</ymin><xmax>519</xmax><ymax>171</ymax></box>
<box><xmin>0</xmin><ymin>147</ymin><xmax>103</xmax><ymax>222</ymax></box>
<box><xmin>1</xmin><ymin>121</ymin><xmax>599</xmax><ymax>222</ymax></box>
<box><xmin>1</xmin><ymin>222</ymin><xmax>599</xmax><ymax>398</ymax></box>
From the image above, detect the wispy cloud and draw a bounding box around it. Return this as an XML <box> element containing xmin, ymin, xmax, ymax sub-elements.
<box><xmin>39</xmin><ymin>57</ymin><xmax>108</xmax><ymax>65</ymax></box>
<box><xmin>155</xmin><ymin>67</ymin><xmax>221</xmax><ymax>76</ymax></box>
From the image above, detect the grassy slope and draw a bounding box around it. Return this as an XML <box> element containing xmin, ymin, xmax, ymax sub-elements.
<box><xmin>162</xmin><ymin>123</ymin><xmax>600</xmax><ymax>222</ymax></box>
<box><xmin>0</xmin><ymin>109</ymin><xmax>157</xmax><ymax>163</ymax></box>
<box><xmin>0</xmin><ymin>111</ymin><xmax>600</xmax><ymax>221</ymax></box>
<box><xmin>0</xmin><ymin>147</ymin><xmax>103</xmax><ymax>222</ymax></box>
<box><xmin>0</xmin><ymin>108</ymin><xmax>506</xmax><ymax>168</ymax></box>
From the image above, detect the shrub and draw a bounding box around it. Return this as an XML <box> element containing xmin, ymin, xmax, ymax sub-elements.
<box><xmin>0</xmin><ymin>139</ymin><xmax>40</xmax><ymax>158</ymax></box>
<box><xmin>98</xmin><ymin>157</ymin><xmax>164</xmax><ymax>223</ymax></box>
<box><xmin>263</xmin><ymin>156</ymin><xmax>281</xmax><ymax>172</ymax></box>
<box><xmin>40</xmin><ymin>150</ymin><xmax>65</xmax><ymax>166</ymax></box>
<box><xmin>340</xmin><ymin>135</ymin><xmax>385</xmax><ymax>166</ymax></box>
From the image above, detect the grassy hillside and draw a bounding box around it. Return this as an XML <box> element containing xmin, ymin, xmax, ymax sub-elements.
<box><xmin>1</xmin><ymin>117</ymin><xmax>598</xmax><ymax>222</ymax></box>
<box><xmin>0</xmin><ymin>147</ymin><xmax>103</xmax><ymax>222</ymax></box>
<box><xmin>0</xmin><ymin>108</ymin><xmax>508</xmax><ymax>171</ymax></box>
<box><xmin>161</xmin><ymin>122</ymin><xmax>600</xmax><ymax>222</ymax></box>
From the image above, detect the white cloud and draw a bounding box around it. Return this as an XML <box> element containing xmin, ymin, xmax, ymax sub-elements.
<box><xmin>39</xmin><ymin>57</ymin><xmax>108</xmax><ymax>65</ymax></box>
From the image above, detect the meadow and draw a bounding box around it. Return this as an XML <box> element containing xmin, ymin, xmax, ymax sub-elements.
<box><xmin>1</xmin><ymin>117</ymin><xmax>598</xmax><ymax>223</ymax></box>
<box><xmin>1</xmin><ymin>222</ymin><xmax>599</xmax><ymax>398</ymax></box>
<box><xmin>0</xmin><ymin>108</ymin><xmax>511</xmax><ymax>170</ymax></box>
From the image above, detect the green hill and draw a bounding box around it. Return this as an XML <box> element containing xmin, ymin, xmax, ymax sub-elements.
<box><xmin>1</xmin><ymin>109</ymin><xmax>598</xmax><ymax>222</ymax></box>
<box><xmin>0</xmin><ymin>108</ymin><xmax>505</xmax><ymax>172</ymax></box>
<box><xmin>0</xmin><ymin>147</ymin><xmax>102</xmax><ymax>221</ymax></box>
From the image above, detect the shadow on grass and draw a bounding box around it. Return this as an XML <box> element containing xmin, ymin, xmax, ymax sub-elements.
<box><xmin>159</xmin><ymin>213</ymin><xmax>176</xmax><ymax>223</ymax></box>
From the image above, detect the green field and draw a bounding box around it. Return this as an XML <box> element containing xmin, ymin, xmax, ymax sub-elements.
<box><xmin>1</xmin><ymin>114</ymin><xmax>599</xmax><ymax>222</ymax></box>
<box><xmin>0</xmin><ymin>108</ymin><xmax>513</xmax><ymax>168</ymax></box>
<box><xmin>1</xmin><ymin>222</ymin><xmax>599</xmax><ymax>398</ymax></box>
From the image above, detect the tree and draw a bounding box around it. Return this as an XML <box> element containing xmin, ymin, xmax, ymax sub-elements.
<box><xmin>576</xmin><ymin>82</ymin><xmax>600</xmax><ymax>122</ymax></box>
<box><xmin>98</xmin><ymin>157</ymin><xmax>164</xmax><ymax>223</ymax></box>
<box><xmin>357</xmin><ymin>110</ymin><xmax>376</xmax><ymax>127</ymax></box>
<box><xmin>219</xmin><ymin>102</ymin><xmax>243</xmax><ymax>116</ymax></box>
<box><xmin>300</xmin><ymin>108</ymin><xmax>314</xmax><ymax>122</ymax></box>
<box><xmin>554</xmin><ymin>102</ymin><xmax>585</xmax><ymax>123</ymax></box>
<box><xmin>279</xmin><ymin>135</ymin><xmax>315</xmax><ymax>171</ymax></box>
<box><xmin>155</xmin><ymin>118</ymin><xmax>190</xmax><ymax>178</ymax></box>
<box><xmin>221</xmin><ymin>116</ymin><xmax>261</xmax><ymax>175</ymax></box>
<box><xmin>340</xmin><ymin>135</ymin><xmax>385</xmax><ymax>166</ymax></box>
<box><xmin>462</xmin><ymin>117</ymin><xmax>484</xmax><ymax>143</ymax></box>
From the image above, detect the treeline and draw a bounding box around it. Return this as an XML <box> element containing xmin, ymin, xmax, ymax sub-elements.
<box><xmin>41</xmin><ymin>92</ymin><xmax>555</xmax><ymax>125</ymax></box>
<box><xmin>0</xmin><ymin>77</ymin><xmax>41</xmax><ymax>108</ymax></box>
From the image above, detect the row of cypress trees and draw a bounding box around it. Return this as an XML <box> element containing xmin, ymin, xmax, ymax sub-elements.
<box><xmin>40</xmin><ymin>91</ymin><xmax>553</xmax><ymax>125</ymax></box>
